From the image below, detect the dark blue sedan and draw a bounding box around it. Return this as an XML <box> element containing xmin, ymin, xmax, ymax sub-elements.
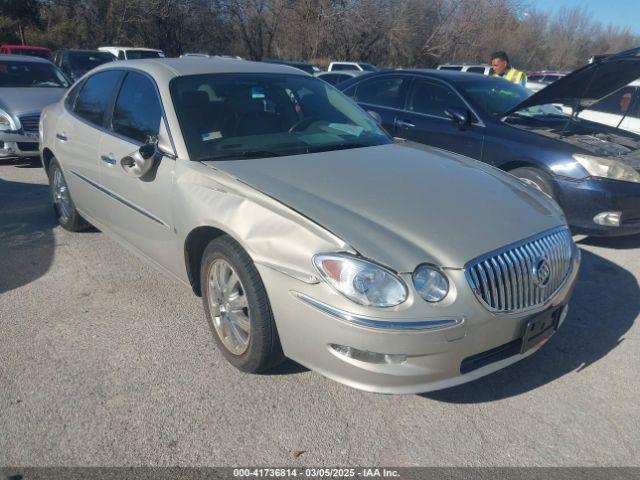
<box><xmin>339</xmin><ymin>47</ymin><xmax>640</xmax><ymax>236</ymax></box>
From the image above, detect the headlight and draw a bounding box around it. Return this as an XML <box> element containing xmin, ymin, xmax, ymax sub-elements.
<box><xmin>313</xmin><ymin>253</ymin><xmax>407</xmax><ymax>307</ymax></box>
<box><xmin>412</xmin><ymin>264</ymin><xmax>449</xmax><ymax>303</ymax></box>
<box><xmin>0</xmin><ymin>109</ymin><xmax>15</xmax><ymax>131</ymax></box>
<box><xmin>573</xmin><ymin>154</ymin><xmax>640</xmax><ymax>183</ymax></box>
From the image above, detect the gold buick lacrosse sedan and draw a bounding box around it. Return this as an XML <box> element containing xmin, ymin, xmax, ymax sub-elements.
<box><xmin>39</xmin><ymin>58</ymin><xmax>580</xmax><ymax>393</ymax></box>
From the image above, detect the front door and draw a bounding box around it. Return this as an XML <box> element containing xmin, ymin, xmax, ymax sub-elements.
<box><xmin>97</xmin><ymin>71</ymin><xmax>175</xmax><ymax>266</ymax></box>
<box><xmin>396</xmin><ymin>77</ymin><xmax>484</xmax><ymax>159</ymax></box>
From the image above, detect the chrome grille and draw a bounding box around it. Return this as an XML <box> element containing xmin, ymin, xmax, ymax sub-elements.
<box><xmin>19</xmin><ymin>114</ymin><xmax>40</xmax><ymax>133</ymax></box>
<box><xmin>466</xmin><ymin>227</ymin><xmax>574</xmax><ymax>312</ymax></box>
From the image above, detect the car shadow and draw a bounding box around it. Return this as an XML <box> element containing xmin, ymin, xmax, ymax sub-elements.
<box><xmin>0</xmin><ymin>174</ymin><xmax>57</xmax><ymax>295</ymax></box>
<box><xmin>422</xmin><ymin>248</ymin><xmax>638</xmax><ymax>403</ymax></box>
<box><xmin>577</xmin><ymin>234</ymin><xmax>640</xmax><ymax>250</ymax></box>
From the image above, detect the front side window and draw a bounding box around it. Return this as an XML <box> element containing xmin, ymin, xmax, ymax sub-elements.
<box><xmin>0</xmin><ymin>60</ymin><xmax>69</xmax><ymax>88</ymax></box>
<box><xmin>466</xmin><ymin>67</ymin><xmax>485</xmax><ymax>74</ymax></box>
<box><xmin>360</xmin><ymin>63</ymin><xmax>377</xmax><ymax>72</ymax></box>
<box><xmin>439</xmin><ymin>66</ymin><xmax>462</xmax><ymax>71</ymax></box>
<box><xmin>589</xmin><ymin>86</ymin><xmax>637</xmax><ymax>116</ymax></box>
<box><xmin>73</xmin><ymin>70</ymin><xmax>123</xmax><ymax>126</ymax></box>
<box><xmin>171</xmin><ymin>73</ymin><xmax>390</xmax><ymax>161</ymax></box>
<box><xmin>408</xmin><ymin>79</ymin><xmax>467</xmax><ymax>118</ymax></box>
<box><xmin>112</xmin><ymin>72</ymin><xmax>162</xmax><ymax>143</ymax></box>
<box><xmin>459</xmin><ymin>78</ymin><xmax>534</xmax><ymax>116</ymax></box>
<box><xmin>354</xmin><ymin>76</ymin><xmax>407</xmax><ymax>109</ymax></box>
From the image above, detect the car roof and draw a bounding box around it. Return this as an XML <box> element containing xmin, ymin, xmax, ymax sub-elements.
<box><xmin>0</xmin><ymin>54</ymin><xmax>52</xmax><ymax>64</ymax></box>
<box><xmin>100</xmin><ymin>46</ymin><xmax>162</xmax><ymax>52</ymax></box>
<box><xmin>89</xmin><ymin>57</ymin><xmax>310</xmax><ymax>82</ymax></box>
<box><xmin>1</xmin><ymin>44</ymin><xmax>50</xmax><ymax>50</ymax></box>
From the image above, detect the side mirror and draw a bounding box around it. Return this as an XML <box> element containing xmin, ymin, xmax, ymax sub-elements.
<box><xmin>121</xmin><ymin>139</ymin><xmax>157</xmax><ymax>178</ymax></box>
<box><xmin>445</xmin><ymin>107</ymin><xmax>470</xmax><ymax>129</ymax></box>
<box><xmin>367</xmin><ymin>110</ymin><xmax>383</xmax><ymax>124</ymax></box>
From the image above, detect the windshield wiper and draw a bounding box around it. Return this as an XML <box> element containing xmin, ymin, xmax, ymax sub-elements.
<box><xmin>306</xmin><ymin>142</ymin><xmax>370</xmax><ymax>154</ymax></box>
<box><xmin>200</xmin><ymin>150</ymin><xmax>284</xmax><ymax>161</ymax></box>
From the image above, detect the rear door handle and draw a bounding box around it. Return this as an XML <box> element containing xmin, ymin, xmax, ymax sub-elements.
<box><xmin>395</xmin><ymin>119</ymin><xmax>415</xmax><ymax>129</ymax></box>
<box><xmin>56</xmin><ymin>133</ymin><xmax>68</xmax><ymax>141</ymax></box>
<box><xmin>100</xmin><ymin>154</ymin><xmax>116</xmax><ymax>165</ymax></box>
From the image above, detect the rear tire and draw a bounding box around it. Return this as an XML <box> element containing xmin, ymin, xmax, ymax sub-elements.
<box><xmin>510</xmin><ymin>167</ymin><xmax>555</xmax><ymax>198</ymax></box>
<box><xmin>48</xmin><ymin>157</ymin><xmax>89</xmax><ymax>232</ymax></box>
<box><xmin>201</xmin><ymin>235</ymin><xmax>284</xmax><ymax>373</ymax></box>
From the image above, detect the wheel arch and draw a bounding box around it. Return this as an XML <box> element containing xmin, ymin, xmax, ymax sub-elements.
<box><xmin>41</xmin><ymin>148</ymin><xmax>55</xmax><ymax>177</ymax></box>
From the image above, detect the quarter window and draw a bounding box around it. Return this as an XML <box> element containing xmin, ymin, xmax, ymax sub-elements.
<box><xmin>73</xmin><ymin>70</ymin><xmax>122</xmax><ymax>126</ymax></box>
<box><xmin>111</xmin><ymin>72</ymin><xmax>162</xmax><ymax>143</ymax></box>
<box><xmin>408</xmin><ymin>79</ymin><xmax>467</xmax><ymax>118</ymax></box>
<box><xmin>355</xmin><ymin>77</ymin><xmax>406</xmax><ymax>109</ymax></box>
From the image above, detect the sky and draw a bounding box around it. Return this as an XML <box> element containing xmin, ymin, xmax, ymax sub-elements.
<box><xmin>531</xmin><ymin>0</ymin><xmax>640</xmax><ymax>34</ymax></box>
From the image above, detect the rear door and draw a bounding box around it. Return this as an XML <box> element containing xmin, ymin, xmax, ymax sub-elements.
<box><xmin>394</xmin><ymin>77</ymin><xmax>484</xmax><ymax>159</ymax></box>
<box><xmin>55</xmin><ymin>69</ymin><xmax>124</xmax><ymax>222</ymax></box>
<box><xmin>343</xmin><ymin>75</ymin><xmax>410</xmax><ymax>135</ymax></box>
<box><xmin>97</xmin><ymin>70</ymin><xmax>176</xmax><ymax>265</ymax></box>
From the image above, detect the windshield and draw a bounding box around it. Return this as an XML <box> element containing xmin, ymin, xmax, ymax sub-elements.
<box><xmin>126</xmin><ymin>50</ymin><xmax>163</xmax><ymax>59</ymax></box>
<box><xmin>68</xmin><ymin>52</ymin><xmax>114</xmax><ymax>73</ymax></box>
<box><xmin>171</xmin><ymin>73</ymin><xmax>391</xmax><ymax>161</ymax></box>
<box><xmin>0</xmin><ymin>60</ymin><xmax>69</xmax><ymax>88</ymax></box>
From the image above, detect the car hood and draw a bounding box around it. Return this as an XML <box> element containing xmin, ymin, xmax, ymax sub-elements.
<box><xmin>0</xmin><ymin>88</ymin><xmax>67</xmax><ymax>116</ymax></box>
<box><xmin>506</xmin><ymin>46</ymin><xmax>640</xmax><ymax>114</ymax></box>
<box><xmin>203</xmin><ymin>143</ymin><xmax>564</xmax><ymax>271</ymax></box>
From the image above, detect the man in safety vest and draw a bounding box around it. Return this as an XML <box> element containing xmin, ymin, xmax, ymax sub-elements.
<box><xmin>490</xmin><ymin>51</ymin><xmax>527</xmax><ymax>86</ymax></box>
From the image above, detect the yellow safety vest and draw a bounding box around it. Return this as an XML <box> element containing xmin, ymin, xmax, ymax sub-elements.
<box><xmin>494</xmin><ymin>67</ymin><xmax>527</xmax><ymax>85</ymax></box>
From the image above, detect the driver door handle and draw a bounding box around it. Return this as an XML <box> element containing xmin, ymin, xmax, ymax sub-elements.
<box><xmin>395</xmin><ymin>119</ymin><xmax>415</xmax><ymax>129</ymax></box>
<box><xmin>100</xmin><ymin>154</ymin><xmax>116</xmax><ymax>165</ymax></box>
<box><xmin>56</xmin><ymin>133</ymin><xmax>68</xmax><ymax>141</ymax></box>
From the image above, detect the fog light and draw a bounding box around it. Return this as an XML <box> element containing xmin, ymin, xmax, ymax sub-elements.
<box><xmin>593</xmin><ymin>211</ymin><xmax>621</xmax><ymax>227</ymax></box>
<box><xmin>329</xmin><ymin>344</ymin><xmax>406</xmax><ymax>364</ymax></box>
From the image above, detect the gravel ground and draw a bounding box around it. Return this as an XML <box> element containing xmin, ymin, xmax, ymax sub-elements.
<box><xmin>1</xmin><ymin>159</ymin><xmax>639</xmax><ymax>467</ymax></box>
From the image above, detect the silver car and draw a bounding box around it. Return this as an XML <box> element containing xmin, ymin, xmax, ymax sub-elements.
<box><xmin>0</xmin><ymin>55</ymin><xmax>70</xmax><ymax>159</ymax></box>
<box><xmin>40</xmin><ymin>58</ymin><xmax>580</xmax><ymax>394</ymax></box>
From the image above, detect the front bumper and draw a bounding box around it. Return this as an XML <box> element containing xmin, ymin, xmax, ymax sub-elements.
<box><xmin>257</xmin><ymin>249</ymin><xmax>580</xmax><ymax>394</ymax></box>
<box><xmin>554</xmin><ymin>176</ymin><xmax>640</xmax><ymax>236</ymax></box>
<box><xmin>0</xmin><ymin>131</ymin><xmax>40</xmax><ymax>158</ymax></box>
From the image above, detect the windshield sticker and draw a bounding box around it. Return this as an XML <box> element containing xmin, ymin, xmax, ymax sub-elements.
<box><xmin>327</xmin><ymin>123</ymin><xmax>364</xmax><ymax>136</ymax></box>
<box><xmin>251</xmin><ymin>86</ymin><xmax>265</xmax><ymax>99</ymax></box>
<box><xmin>200</xmin><ymin>131</ymin><xmax>222</xmax><ymax>142</ymax></box>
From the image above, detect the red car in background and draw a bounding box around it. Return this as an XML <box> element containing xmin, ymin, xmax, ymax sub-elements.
<box><xmin>0</xmin><ymin>45</ymin><xmax>52</xmax><ymax>60</ymax></box>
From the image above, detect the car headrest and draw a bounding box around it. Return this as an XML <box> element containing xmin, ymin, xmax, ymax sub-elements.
<box><xmin>182</xmin><ymin>90</ymin><xmax>209</xmax><ymax>109</ymax></box>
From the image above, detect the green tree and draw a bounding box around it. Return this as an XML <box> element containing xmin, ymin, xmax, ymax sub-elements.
<box><xmin>0</xmin><ymin>0</ymin><xmax>41</xmax><ymax>44</ymax></box>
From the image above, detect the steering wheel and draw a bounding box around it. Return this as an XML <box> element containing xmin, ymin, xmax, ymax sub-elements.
<box><xmin>288</xmin><ymin>116</ymin><xmax>319</xmax><ymax>133</ymax></box>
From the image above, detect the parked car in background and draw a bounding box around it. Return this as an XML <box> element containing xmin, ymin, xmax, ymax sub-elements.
<box><xmin>526</xmin><ymin>71</ymin><xmax>567</xmax><ymax>92</ymax></box>
<box><xmin>339</xmin><ymin>47</ymin><xmax>640</xmax><ymax>236</ymax></box>
<box><xmin>53</xmin><ymin>49</ymin><xmax>115</xmax><ymax>82</ymax></box>
<box><xmin>263</xmin><ymin>59</ymin><xmax>321</xmax><ymax>75</ymax></box>
<box><xmin>328</xmin><ymin>61</ymin><xmax>377</xmax><ymax>72</ymax></box>
<box><xmin>0</xmin><ymin>55</ymin><xmax>69</xmax><ymax>159</ymax></box>
<box><xmin>316</xmin><ymin>70</ymin><xmax>365</xmax><ymax>86</ymax></box>
<box><xmin>437</xmin><ymin>64</ymin><xmax>493</xmax><ymax>75</ymax></box>
<box><xmin>98</xmin><ymin>46</ymin><xmax>164</xmax><ymax>60</ymax></box>
<box><xmin>561</xmin><ymin>80</ymin><xmax>640</xmax><ymax>136</ymax></box>
<box><xmin>180</xmin><ymin>53</ymin><xmax>210</xmax><ymax>58</ymax></box>
<box><xmin>39</xmin><ymin>58</ymin><xmax>578</xmax><ymax>394</ymax></box>
<box><xmin>0</xmin><ymin>45</ymin><xmax>51</xmax><ymax>60</ymax></box>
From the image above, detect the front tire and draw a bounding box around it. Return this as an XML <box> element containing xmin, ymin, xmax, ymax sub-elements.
<box><xmin>48</xmin><ymin>158</ymin><xmax>89</xmax><ymax>231</ymax></box>
<box><xmin>201</xmin><ymin>235</ymin><xmax>284</xmax><ymax>373</ymax></box>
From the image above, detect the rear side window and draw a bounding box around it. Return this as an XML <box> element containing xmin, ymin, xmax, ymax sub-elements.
<box><xmin>331</xmin><ymin>64</ymin><xmax>356</xmax><ymax>72</ymax></box>
<box><xmin>408</xmin><ymin>79</ymin><xmax>467</xmax><ymax>118</ymax></box>
<box><xmin>111</xmin><ymin>72</ymin><xmax>162</xmax><ymax>143</ymax></box>
<box><xmin>73</xmin><ymin>70</ymin><xmax>122</xmax><ymax>126</ymax></box>
<box><xmin>355</xmin><ymin>77</ymin><xmax>407</xmax><ymax>109</ymax></box>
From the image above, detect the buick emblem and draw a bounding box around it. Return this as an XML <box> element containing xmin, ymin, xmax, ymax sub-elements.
<box><xmin>532</xmin><ymin>256</ymin><xmax>551</xmax><ymax>287</ymax></box>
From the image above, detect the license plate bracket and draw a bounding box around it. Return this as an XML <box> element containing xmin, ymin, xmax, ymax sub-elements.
<box><xmin>521</xmin><ymin>309</ymin><xmax>559</xmax><ymax>353</ymax></box>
